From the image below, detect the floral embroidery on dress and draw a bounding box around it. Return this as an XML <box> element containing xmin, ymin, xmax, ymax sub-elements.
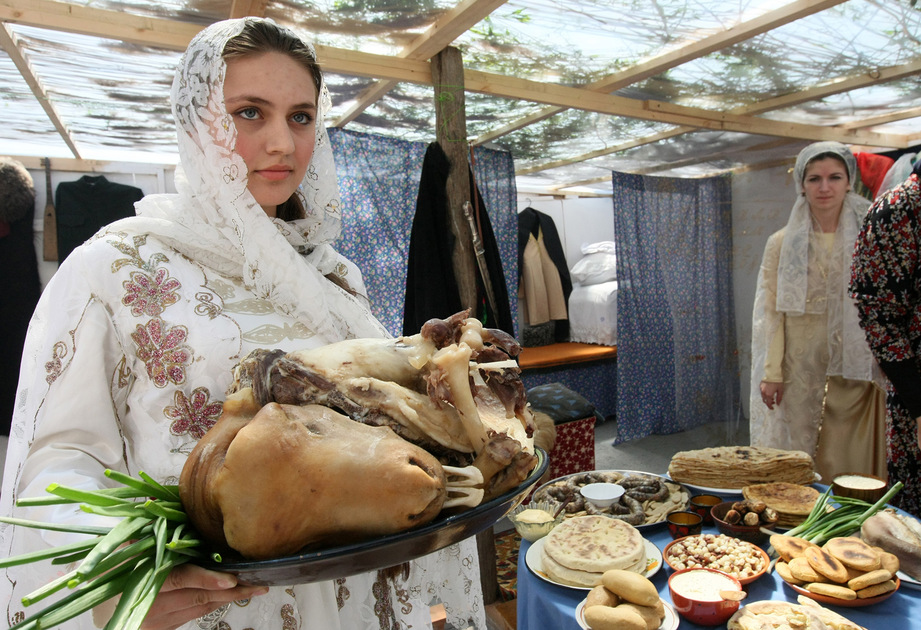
<box><xmin>132</xmin><ymin>318</ymin><xmax>191</xmax><ymax>387</ymax></box>
<box><xmin>109</xmin><ymin>233</ymin><xmax>169</xmax><ymax>274</ymax></box>
<box><xmin>394</xmin><ymin>584</ymin><xmax>412</xmax><ymax>616</ymax></box>
<box><xmin>280</xmin><ymin>603</ymin><xmax>298</xmax><ymax>630</ymax></box>
<box><xmin>115</xmin><ymin>355</ymin><xmax>132</xmax><ymax>389</ymax></box>
<box><xmin>243</xmin><ymin>322</ymin><xmax>315</xmax><ymax>345</ymax></box>
<box><xmin>195</xmin><ymin>291</ymin><xmax>224</xmax><ymax>319</ymax></box>
<box><xmin>372</xmin><ymin>573</ymin><xmax>398</xmax><ymax>629</ymax></box>
<box><xmin>44</xmin><ymin>341</ymin><xmax>68</xmax><ymax>385</ymax></box>
<box><xmin>165</xmin><ymin>387</ymin><xmax>223</xmax><ymax>439</ymax></box>
<box><xmin>335</xmin><ymin>577</ymin><xmax>349</xmax><ymax>609</ymax></box>
<box><xmin>223</xmin><ymin>297</ymin><xmax>275</xmax><ymax>315</ymax></box>
<box><xmin>122</xmin><ymin>268</ymin><xmax>181</xmax><ymax>317</ymax></box>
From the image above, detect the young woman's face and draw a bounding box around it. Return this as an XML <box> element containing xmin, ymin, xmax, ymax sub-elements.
<box><xmin>223</xmin><ymin>51</ymin><xmax>318</xmax><ymax>217</ymax></box>
<box><xmin>802</xmin><ymin>157</ymin><xmax>849</xmax><ymax>215</ymax></box>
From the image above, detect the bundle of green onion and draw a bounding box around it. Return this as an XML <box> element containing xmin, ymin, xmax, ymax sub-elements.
<box><xmin>778</xmin><ymin>480</ymin><xmax>904</xmax><ymax>546</ymax></box>
<box><xmin>0</xmin><ymin>470</ymin><xmax>210</xmax><ymax>630</ymax></box>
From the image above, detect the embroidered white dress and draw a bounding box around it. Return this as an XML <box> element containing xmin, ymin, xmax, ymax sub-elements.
<box><xmin>0</xmin><ymin>17</ymin><xmax>485</xmax><ymax>630</ymax></box>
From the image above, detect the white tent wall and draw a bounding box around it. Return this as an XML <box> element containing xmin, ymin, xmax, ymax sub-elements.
<box><xmin>732</xmin><ymin>165</ymin><xmax>795</xmax><ymax>423</ymax></box>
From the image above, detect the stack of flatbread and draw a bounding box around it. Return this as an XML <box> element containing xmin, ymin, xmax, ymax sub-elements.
<box><xmin>743</xmin><ymin>482</ymin><xmax>820</xmax><ymax>528</ymax></box>
<box><xmin>728</xmin><ymin>596</ymin><xmax>865</xmax><ymax>630</ymax></box>
<box><xmin>668</xmin><ymin>446</ymin><xmax>815</xmax><ymax>489</ymax></box>
<box><xmin>540</xmin><ymin>515</ymin><xmax>646</xmax><ymax>587</ymax></box>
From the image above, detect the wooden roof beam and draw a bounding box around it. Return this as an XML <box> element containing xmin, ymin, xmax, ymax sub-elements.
<box><xmin>474</xmin><ymin>0</ymin><xmax>846</xmax><ymax>146</ymax></box>
<box><xmin>0</xmin><ymin>0</ymin><xmax>201</xmax><ymax>50</ymax></box>
<box><xmin>517</xmin><ymin>57</ymin><xmax>921</xmax><ymax>177</ymax></box>
<box><xmin>0</xmin><ymin>22</ymin><xmax>80</xmax><ymax>158</ymax></box>
<box><xmin>331</xmin><ymin>0</ymin><xmax>507</xmax><ymax>127</ymax></box>
<box><xmin>229</xmin><ymin>0</ymin><xmax>268</xmax><ymax>19</ymax></box>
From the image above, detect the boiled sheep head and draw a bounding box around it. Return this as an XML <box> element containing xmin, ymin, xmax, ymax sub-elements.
<box><xmin>180</xmin><ymin>388</ymin><xmax>451</xmax><ymax>560</ymax></box>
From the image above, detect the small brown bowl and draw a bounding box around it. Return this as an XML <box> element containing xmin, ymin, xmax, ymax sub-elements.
<box><xmin>690</xmin><ymin>494</ymin><xmax>723</xmax><ymax>525</ymax></box>
<box><xmin>667</xmin><ymin>510</ymin><xmax>703</xmax><ymax>539</ymax></box>
<box><xmin>832</xmin><ymin>472</ymin><xmax>888</xmax><ymax>504</ymax></box>
<box><xmin>711</xmin><ymin>501</ymin><xmax>775</xmax><ymax>545</ymax></box>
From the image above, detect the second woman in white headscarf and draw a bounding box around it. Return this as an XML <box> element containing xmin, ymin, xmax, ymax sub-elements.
<box><xmin>750</xmin><ymin>141</ymin><xmax>887</xmax><ymax>482</ymax></box>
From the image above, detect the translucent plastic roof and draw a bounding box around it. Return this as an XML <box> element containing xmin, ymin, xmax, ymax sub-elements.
<box><xmin>2</xmin><ymin>0</ymin><xmax>920</xmax><ymax>195</ymax></box>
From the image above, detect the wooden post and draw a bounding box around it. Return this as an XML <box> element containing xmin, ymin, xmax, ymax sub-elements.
<box><xmin>431</xmin><ymin>46</ymin><xmax>477</xmax><ymax>313</ymax></box>
<box><xmin>431</xmin><ymin>46</ymin><xmax>500</xmax><ymax>605</ymax></box>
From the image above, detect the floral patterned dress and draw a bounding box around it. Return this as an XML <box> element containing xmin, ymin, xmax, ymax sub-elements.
<box><xmin>850</xmin><ymin>172</ymin><xmax>921</xmax><ymax>517</ymax></box>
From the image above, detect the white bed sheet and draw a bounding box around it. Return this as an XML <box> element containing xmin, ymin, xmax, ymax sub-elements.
<box><xmin>568</xmin><ymin>280</ymin><xmax>617</xmax><ymax>346</ymax></box>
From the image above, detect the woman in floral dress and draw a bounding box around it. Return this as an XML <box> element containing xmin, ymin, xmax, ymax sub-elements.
<box><xmin>851</xmin><ymin>159</ymin><xmax>921</xmax><ymax>518</ymax></box>
<box><xmin>0</xmin><ymin>18</ymin><xmax>485</xmax><ymax>630</ymax></box>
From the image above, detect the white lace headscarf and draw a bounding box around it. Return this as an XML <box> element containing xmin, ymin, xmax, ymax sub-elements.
<box><xmin>129</xmin><ymin>17</ymin><xmax>388</xmax><ymax>342</ymax></box>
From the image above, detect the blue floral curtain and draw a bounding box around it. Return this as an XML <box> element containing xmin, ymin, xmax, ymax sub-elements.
<box><xmin>613</xmin><ymin>171</ymin><xmax>739</xmax><ymax>442</ymax></box>
<box><xmin>329</xmin><ymin>128</ymin><xmax>518</xmax><ymax>336</ymax></box>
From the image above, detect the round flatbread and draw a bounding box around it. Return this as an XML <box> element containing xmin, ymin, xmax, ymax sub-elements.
<box><xmin>668</xmin><ymin>446</ymin><xmax>815</xmax><ymax>489</ymax></box>
<box><xmin>540</xmin><ymin>547</ymin><xmax>646</xmax><ymax>587</ymax></box>
<box><xmin>743</xmin><ymin>483</ymin><xmax>819</xmax><ymax>527</ymax></box>
<box><xmin>542</xmin><ymin>515</ymin><xmax>646</xmax><ymax>575</ymax></box>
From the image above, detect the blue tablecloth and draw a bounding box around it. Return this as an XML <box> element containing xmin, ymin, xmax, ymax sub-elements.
<box><xmin>516</xmin><ymin>515</ymin><xmax>919</xmax><ymax>629</ymax></box>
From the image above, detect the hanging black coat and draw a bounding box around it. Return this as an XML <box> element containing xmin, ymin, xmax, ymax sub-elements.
<box><xmin>55</xmin><ymin>175</ymin><xmax>143</xmax><ymax>263</ymax></box>
<box><xmin>403</xmin><ymin>142</ymin><xmax>514</xmax><ymax>336</ymax></box>
<box><xmin>517</xmin><ymin>207</ymin><xmax>572</xmax><ymax>341</ymax></box>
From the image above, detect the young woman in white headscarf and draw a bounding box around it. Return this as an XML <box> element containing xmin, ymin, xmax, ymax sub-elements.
<box><xmin>750</xmin><ymin>141</ymin><xmax>887</xmax><ymax>482</ymax></box>
<box><xmin>0</xmin><ymin>18</ymin><xmax>485</xmax><ymax>630</ymax></box>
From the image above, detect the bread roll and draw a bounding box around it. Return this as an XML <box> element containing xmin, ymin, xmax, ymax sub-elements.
<box><xmin>584</xmin><ymin>604</ymin><xmax>646</xmax><ymax>630</ymax></box>
<box><xmin>617</xmin><ymin>602</ymin><xmax>664</xmax><ymax>630</ymax></box>
<box><xmin>601</xmin><ymin>570</ymin><xmax>660</xmax><ymax>607</ymax></box>
<box><xmin>585</xmin><ymin>585</ymin><xmax>620</xmax><ymax>609</ymax></box>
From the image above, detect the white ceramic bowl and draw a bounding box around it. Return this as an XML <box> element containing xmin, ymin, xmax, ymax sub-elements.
<box><xmin>579</xmin><ymin>482</ymin><xmax>625</xmax><ymax>508</ymax></box>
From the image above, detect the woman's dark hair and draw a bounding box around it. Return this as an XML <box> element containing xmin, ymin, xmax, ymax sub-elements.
<box><xmin>223</xmin><ymin>19</ymin><xmax>323</xmax><ymax>221</ymax></box>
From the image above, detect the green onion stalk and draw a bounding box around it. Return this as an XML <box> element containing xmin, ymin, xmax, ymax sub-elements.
<box><xmin>0</xmin><ymin>470</ymin><xmax>211</xmax><ymax>630</ymax></box>
<box><xmin>768</xmin><ymin>481</ymin><xmax>904</xmax><ymax>551</ymax></box>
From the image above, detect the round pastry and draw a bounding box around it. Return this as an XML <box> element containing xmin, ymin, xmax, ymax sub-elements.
<box><xmin>541</xmin><ymin>515</ymin><xmax>646</xmax><ymax>587</ymax></box>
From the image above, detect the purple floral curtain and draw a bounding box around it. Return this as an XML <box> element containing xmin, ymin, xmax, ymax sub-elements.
<box><xmin>613</xmin><ymin>171</ymin><xmax>739</xmax><ymax>442</ymax></box>
<box><xmin>329</xmin><ymin>128</ymin><xmax>517</xmax><ymax>336</ymax></box>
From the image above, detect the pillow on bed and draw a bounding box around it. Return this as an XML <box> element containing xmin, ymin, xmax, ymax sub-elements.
<box><xmin>570</xmin><ymin>250</ymin><xmax>617</xmax><ymax>286</ymax></box>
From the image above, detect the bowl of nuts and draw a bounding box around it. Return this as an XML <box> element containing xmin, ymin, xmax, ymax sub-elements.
<box><xmin>711</xmin><ymin>500</ymin><xmax>777</xmax><ymax>544</ymax></box>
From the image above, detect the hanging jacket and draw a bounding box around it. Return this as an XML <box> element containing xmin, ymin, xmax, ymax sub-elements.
<box><xmin>517</xmin><ymin>207</ymin><xmax>572</xmax><ymax>341</ymax></box>
<box><xmin>403</xmin><ymin>142</ymin><xmax>514</xmax><ymax>336</ymax></box>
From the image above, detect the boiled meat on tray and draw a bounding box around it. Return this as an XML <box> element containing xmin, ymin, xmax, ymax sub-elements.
<box><xmin>180</xmin><ymin>311</ymin><xmax>538</xmax><ymax>559</ymax></box>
